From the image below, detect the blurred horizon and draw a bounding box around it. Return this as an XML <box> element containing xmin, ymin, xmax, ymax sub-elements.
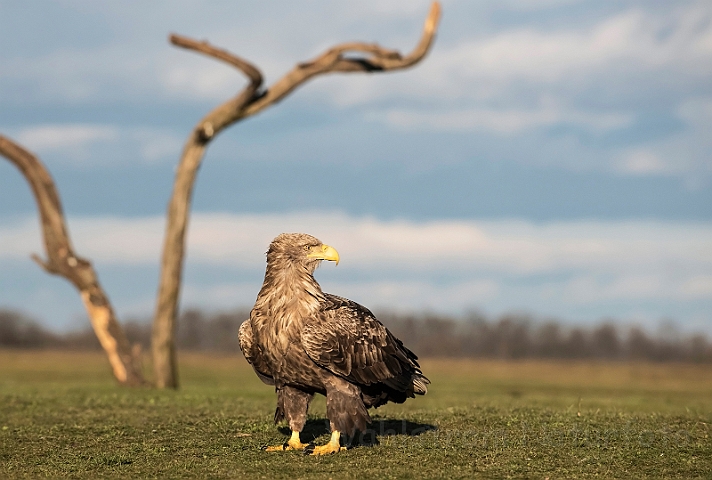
<box><xmin>3</xmin><ymin>307</ymin><xmax>712</xmax><ymax>364</ymax></box>
<box><xmin>1</xmin><ymin>1</ymin><xmax>710</xmax><ymax>332</ymax></box>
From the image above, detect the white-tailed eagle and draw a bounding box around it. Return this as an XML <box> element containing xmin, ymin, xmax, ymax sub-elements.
<box><xmin>239</xmin><ymin>233</ymin><xmax>428</xmax><ymax>455</ymax></box>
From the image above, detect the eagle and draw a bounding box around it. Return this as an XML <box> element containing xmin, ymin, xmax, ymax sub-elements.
<box><xmin>239</xmin><ymin>233</ymin><xmax>428</xmax><ymax>455</ymax></box>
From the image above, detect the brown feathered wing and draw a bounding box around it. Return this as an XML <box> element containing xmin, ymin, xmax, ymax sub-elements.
<box><xmin>238</xmin><ymin>319</ymin><xmax>275</xmax><ymax>386</ymax></box>
<box><xmin>301</xmin><ymin>294</ymin><xmax>428</xmax><ymax>401</ymax></box>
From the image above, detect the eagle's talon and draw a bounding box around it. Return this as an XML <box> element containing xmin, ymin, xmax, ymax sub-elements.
<box><xmin>264</xmin><ymin>431</ymin><xmax>309</xmax><ymax>452</ymax></box>
<box><xmin>309</xmin><ymin>444</ymin><xmax>345</xmax><ymax>455</ymax></box>
<box><xmin>309</xmin><ymin>431</ymin><xmax>345</xmax><ymax>455</ymax></box>
<box><xmin>263</xmin><ymin>444</ymin><xmax>286</xmax><ymax>452</ymax></box>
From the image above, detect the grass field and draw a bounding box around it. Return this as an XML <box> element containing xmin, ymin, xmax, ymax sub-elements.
<box><xmin>1</xmin><ymin>350</ymin><xmax>711</xmax><ymax>479</ymax></box>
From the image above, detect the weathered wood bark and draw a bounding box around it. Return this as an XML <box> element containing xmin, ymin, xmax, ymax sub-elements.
<box><xmin>152</xmin><ymin>2</ymin><xmax>441</xmax><ymax>388</ymax></box>
<box><xmin>0</xmin><ymin>136</ymin><xmax>146</xmax><ymax>386</ymax></box>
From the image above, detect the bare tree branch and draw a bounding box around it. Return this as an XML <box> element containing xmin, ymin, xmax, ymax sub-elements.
<box><xmin>0</xmin><ymin>135</ymin><xmax>146</xmax><ymax>386</ymax></box>
<box><xmin>169</xmin><ymin>34</ymin><xmax>263</xmax><ymax>88</ymax></box>
<box><xmin>245</xmin><ymin>1</ymin><xmax>441</xmax><ymax>115</ymax></box>
<box><xmin>151</xmin><ymin>2</ymin><xmax>441</xmax><ymax>388</ymax></box>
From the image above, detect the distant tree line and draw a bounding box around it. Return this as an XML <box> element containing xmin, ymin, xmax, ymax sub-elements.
<box><xmin>1</xmin><ymin>308</ymin><xmax>711</xmax><ymax>363</ymax></box>
<box><xmin>379</xmin><ymin>312</ymin><xmax>712</xmax><ymax>363</ymax></box>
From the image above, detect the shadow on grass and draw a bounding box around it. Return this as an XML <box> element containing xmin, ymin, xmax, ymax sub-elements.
<box><xmin>279</xmin><ymin>418</ymin><xmax>437</xmax><ymax>448</ymax></box>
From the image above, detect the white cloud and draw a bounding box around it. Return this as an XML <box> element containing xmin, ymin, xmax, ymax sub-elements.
<box><xmin>181</xmin><ymin>281</ymin><xmax>258</xmax><ymax>310</ymax></box>
<box><xmin>2</xmin><ymin>211</ymin><xmax>710</xmax><ymax>294</ymax></box>
<box><xmin>564</xmin><ymin>275</ymin><xmax>668</xmax><ymax>303</ymax></box>
<box><xmin>354</xmin><ymin>5</ymin><xmax>712</xmax><ymax>103</ymax></box>
<box><xmin>444</xmin><ymin>19</ymin><xmax>629</xmax><ymax>83</ymax></box>
<box><xmin>617</xmin><ymin>150</ymin><xmax>668</xmax><ymax>175</ymax></box>
<box><xmin>327</xmin><ymin>279</ymin><xmax>501</xmax><ymax>311</ymax></box>
<box><xmin>133</xmin><ymin>130</ymin><xmax>184</xmax><ymax>164</ymax></box>
<box><xmin>0</xmin><ymin>218</ymin><xmax>43</xmax><ymax>259</ymax></box>
<box><xmin>182</xmin><ymin>278</ymin><xmax>502</xmax><ymax>315</ymax></box>
<box><xmin>7</xmin><ymin>124</ymin><xmax>182</xmax><ymax>166</ymax></box>
<box><xmin>539</xmin><ymin>272</ymin><xmax>712</xmax><ymax>308</ymax></box>
<box><xmin>160</xmin><ymin>60</ymin><xmax>249</xmax><ymax>101</ymax></box>
<box><xmin>340</xmin><ymin>0</ymin><xmax>435</xmax><ymax>19</ymax></box>
<box><xmin>378</xmin><ymin>105</ymin><xmax>633</xmax><ymax>134</ymax></box>
<box><xmin>0</xmin><ymin>216</ymin><xmax>163</xmax><ymax>264</ymax></box>
<box><xmin>16</xmin><ymin>125</ymin><xmax>118</xmax><ymax>155</ymax></box>
<box><xmin>2</xmin><ymin>211</ymin><xmax>710</xmax><ymax>327</ymax></box>
<box><xmin>1</xmin><ymin>44</ymin><xmax>158</xmax><ymax>104</ymax></box>
<box><xmin>681</xmin><ymin>276</ymin><xmax>712</xmax><ymax>299</ymax></box>
<box><xmin>178</xmin><ymin>279</ymin><xmax>499</xmax><ymax>315</ymax></box>
<box><xmin>615</xmin><ymin>97</ymin><xmax>712</xmax><ymax>177</ymax></box>
<box><xmin>500</xmin><ymin>0</ymin><xmax>586</xmax><ymax>10</ymax></box>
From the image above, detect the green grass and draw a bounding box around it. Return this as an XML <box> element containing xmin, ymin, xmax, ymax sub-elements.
<box><xmin>1</xmin><ymin>351</ymin><xmax>711</xmax><ymax>479</ymax></box>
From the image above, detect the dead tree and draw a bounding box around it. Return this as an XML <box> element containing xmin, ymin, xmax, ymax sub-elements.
<box><xmin>0</xmin><ymin>137</ymin><xmax>146</xmax><ymax>385</ymax></box>
<box><xmin>152</xmin><ymin>2</ymin><xmax>440</xmax><ymax>388</ymax></box>
<box><xmin>0</xmin><ymin>2</ymin><xmax>440</xmax><ymax>388</ymax></box>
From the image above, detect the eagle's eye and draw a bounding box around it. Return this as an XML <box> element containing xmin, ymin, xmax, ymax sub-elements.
<box><xmin>303</xmin><ymin>245</ymin><xmax>310</xmax><ymax>252</ymax></box>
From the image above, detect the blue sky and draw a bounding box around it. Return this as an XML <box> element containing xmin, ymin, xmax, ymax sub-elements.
<box><xmin>1</xmin><ymin>0</ymin><xmax>711</xmax><ymax>332</ymax></box>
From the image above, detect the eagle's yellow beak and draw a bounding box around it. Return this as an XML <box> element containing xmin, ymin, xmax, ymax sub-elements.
<box><xmin>307</xmin><ymin>244</ymin><xmax>340</xmax><ymax>265</ymax></box>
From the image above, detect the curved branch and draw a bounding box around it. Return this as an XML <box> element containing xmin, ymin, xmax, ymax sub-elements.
<box><xmin>169</xmin><ymin>34</ymin><xmax>263</xmax><ymax>89</ymax></box>
<box><xmin>0</xmin><ymin>135</ymin><xmax>146</xmax><ymax>386</ymax></box>
<box><xmin>152</xmin><ymin>2</ymin><xmax>441</xmax><ymax>389</ymax></box>
<box><xmin>245</xmin><ymin>1</ymin><xmax>441</xmax><ymax>115</ymax></box>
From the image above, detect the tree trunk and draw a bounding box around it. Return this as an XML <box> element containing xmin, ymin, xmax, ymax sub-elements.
<box><xmin>152</xmin><ymin>141</ymin><xmax>206</xmax><ymax>388</ymax></box>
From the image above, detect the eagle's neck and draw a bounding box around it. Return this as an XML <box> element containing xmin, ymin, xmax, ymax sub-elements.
<box><xmin>253</xmin><ymin>256</ymin><xmax>325</xmax><ymax>336</ymax></box>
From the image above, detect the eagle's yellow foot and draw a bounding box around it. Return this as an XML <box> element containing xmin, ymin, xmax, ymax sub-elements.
<box><xmin>308</xmin><ymin>431</ymin><xmax>347</xmax><ymax>455</ymax></box>
<box><xmin>263</xmin><ymin>431</ymin><xmax>310</xmax><ymax>451</ymax></box>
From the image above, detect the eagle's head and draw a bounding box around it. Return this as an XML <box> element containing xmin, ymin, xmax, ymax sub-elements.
<box><xmin>267</xmin><ymin>233</ymin><xmax>340</xmax><ymax>274</ymax></box>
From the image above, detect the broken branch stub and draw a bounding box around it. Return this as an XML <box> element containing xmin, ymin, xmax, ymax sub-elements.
<box><xmin>151</xmin><ymin>2</ymin><xmax>441</xmax><ymax>389</ymax></box>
